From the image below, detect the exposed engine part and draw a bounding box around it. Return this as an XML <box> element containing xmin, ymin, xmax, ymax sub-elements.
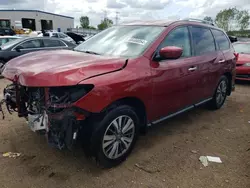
<box><xmin>1</xmin><ymin>83</ymin><xmax>91</xmax><ymax>150</ymax></box>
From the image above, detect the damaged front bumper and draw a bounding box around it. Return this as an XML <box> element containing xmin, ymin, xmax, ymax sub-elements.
<box><xmin>1</xmin><ymin>83</ymin><xmax>91</xmax><ymax>150</ymax></box>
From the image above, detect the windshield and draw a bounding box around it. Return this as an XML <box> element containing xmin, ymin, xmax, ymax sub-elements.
<box><xmin>233</xmin><ymin>43</ymin><xmax>250</xmax><ymax>54</ymax></box>
<box><xmin>1</xmin><ymin>38</ymin><xmax>23</xmax><ymax>50</ymax></box>
<box><xmin>74</xmin><ymin>25</ymin><xmax>165</xmax><ymax>58</ymax></box>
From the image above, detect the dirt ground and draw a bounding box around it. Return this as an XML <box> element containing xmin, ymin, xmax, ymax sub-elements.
<box><xmin>0</xmin><ymin>78</ymin><xmax>249</xmax><ymax>188</ymax></box>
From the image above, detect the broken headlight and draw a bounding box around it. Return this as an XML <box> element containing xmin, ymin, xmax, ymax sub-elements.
<box><xmin>48</xmin><ymin>84</ymin><xmax>94</xmax><ymax>106</ymax></box>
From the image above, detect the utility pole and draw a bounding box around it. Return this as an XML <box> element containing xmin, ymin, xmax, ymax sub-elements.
<box><xmin>115</xmin><ymin>11</ymin><xmax>119</xmax><ymax>25</ymax></box>
<box><xmin>104</xmin><ymin>10</ymin><xmax>107</xmax><ymax>20</ymax></box>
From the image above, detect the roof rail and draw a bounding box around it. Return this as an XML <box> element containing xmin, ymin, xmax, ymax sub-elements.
<box><xmin>181</xmin><ymin>18</ymin><xmax>217</xmax><ymax>27</ymax></box>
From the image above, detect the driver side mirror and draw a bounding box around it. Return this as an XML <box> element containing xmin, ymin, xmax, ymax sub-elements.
<box><xmin>159</xmin><ymin>46</ymin><xmax>183</xmax><ymax>60</ymax></box>
<box><xmin>15</xmin><ymin>46</ymin><xmax>24</xmax><ymax>52</ymax></box>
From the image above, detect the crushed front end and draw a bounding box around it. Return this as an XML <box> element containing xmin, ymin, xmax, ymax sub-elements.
<box><xmin>1</xmin><ymin>82</ymin><xmax>93</xmax><ymax>150</ymax></box>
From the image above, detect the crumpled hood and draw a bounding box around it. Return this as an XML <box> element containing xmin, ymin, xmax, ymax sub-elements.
<box><xmin>2</xmin><ymin>50</ymin><xmax>127</xmax><ymax>87</ymax></box>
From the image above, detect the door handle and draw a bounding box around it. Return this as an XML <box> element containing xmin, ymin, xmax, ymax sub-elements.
<box><xmin>188</xmin><ymin>66</ymin><xmax>197</xmax><ymax>71</ymax></box>
<box><xmin>218</xmin><ymin>59</ymin><xmax>226</xmax><ymax>63</ymax></box>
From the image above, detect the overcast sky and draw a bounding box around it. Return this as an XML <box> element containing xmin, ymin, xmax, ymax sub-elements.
<box><xmin>1</xmin><ymin>0</ymin><xmax>250</xmax><ymax>27</ymax></box>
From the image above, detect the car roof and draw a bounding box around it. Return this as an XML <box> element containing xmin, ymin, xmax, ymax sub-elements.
<box><xmin>121</xmin><ymin>19</ymin><xmax>219</xmax><ymax>29</ymax></box>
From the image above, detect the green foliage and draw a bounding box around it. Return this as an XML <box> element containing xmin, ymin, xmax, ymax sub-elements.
<box><xmin>236</xmin><ymin>10</ymin><xmax>250</xmax><ymax>30</ymax></box>
<box><xmin>215</xmin><ymin>8</ymin><xmax>250</xmax><ymax>31</ymax></box>
<box><xmin>97</xmin><ymin>18</ymin><xmax>113</xmax><ymax>30</ymax></box>
<box><xmin>88</xmin><ymin>26</ymin><xmax>96</xmax><ymax>30</ymax></box>
<box><xmin>80</xmin><ymin>16</ymin><xmax>90</xmax><ymax>29</ymax></box>
<box><xmin>204</xmin><ymin>16</ymin><xmax>213</xmax><ymax>23</ymax></box>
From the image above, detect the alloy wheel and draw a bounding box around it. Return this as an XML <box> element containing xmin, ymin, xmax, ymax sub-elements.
<box><xmin>216</xmin><ymin>80</ymin><xmax>227</xmax><ymax>106</ymax></box>
<box><xmin>102</xmin><ymin>115</ymin><xmax>135</xmax><ymax>159</ymax></box>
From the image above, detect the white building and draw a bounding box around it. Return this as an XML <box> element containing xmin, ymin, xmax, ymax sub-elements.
<box><xmin>0</xmin><ymin>9</ymin><xmax>74</xmax><ymax>32</ymax></box>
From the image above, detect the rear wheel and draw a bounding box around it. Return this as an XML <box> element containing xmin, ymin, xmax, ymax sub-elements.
<box><xmin>89</xmin><ymin>105</ymin><xmax>139</xmax><ymax>168</ymax></box>
<box><xmin>209</xmin><ymin>75</ymin><xmax>228</xmax><ymax>110</ymax></box>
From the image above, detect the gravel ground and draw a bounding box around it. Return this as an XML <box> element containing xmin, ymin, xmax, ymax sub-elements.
<box><xmin>0</xmin><ymin>78</ymin><xmax>249</xmax><ymax>188</ymax></box>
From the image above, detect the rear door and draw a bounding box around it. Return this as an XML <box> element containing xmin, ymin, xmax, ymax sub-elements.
<box><xmin>189</xmin><ymin>26</ymin><xmax>221</xmax><ymax>100</ymax></box>
<box><xmin>211</xmin><ymin>29</ymin><xmax>236</xmax><ymax>89</ymax></box>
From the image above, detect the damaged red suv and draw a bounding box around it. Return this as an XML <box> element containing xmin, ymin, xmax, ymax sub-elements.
<box><xmin>1</xmin><ymin>19</ymin><xmax>236</xmax><ymax>167</ymax></box>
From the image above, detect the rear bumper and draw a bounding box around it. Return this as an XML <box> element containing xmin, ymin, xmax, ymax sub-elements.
<box><xmin>236</xmin><ymin>67</ymin><xmax>250</xmax><ymax>80</ymax></box>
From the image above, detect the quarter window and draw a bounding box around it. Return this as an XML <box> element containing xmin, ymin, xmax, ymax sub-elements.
<box><xmin>158</xmin><ymin>27</ymin><xmax>191</xmax><ymax>58</ymax></box>
<box><xmin>18</xmin><ymin>40</ymin><xmax>42</xmax><ymax>49</ymax></box>
<box><xmin>212</xmin><ymin>29</ymin><xmax>230</xmax><ymax>50</ymax></box>
<box><xmin>191</xmin><ymin>27</ymin><xmax>216</xmax><ymax>55</ymax></box>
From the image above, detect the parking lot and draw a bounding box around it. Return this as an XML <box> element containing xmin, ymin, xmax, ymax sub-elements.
<box><xmin>0</xmin><ymin>78</ymin><xmax>249</xmax><ymax>188</ymax></box>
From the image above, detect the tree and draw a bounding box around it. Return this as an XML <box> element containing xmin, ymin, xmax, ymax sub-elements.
<box><xmin>236</xmin><ymin>10</ymin><xmax>250</xmax><ymax>30</ymax></box>
<box><xmin>215</xmin><ymin>8</ymin><xmax>238</xmax><ymax>31</ymax></box>
<box><xmin>204</xmin><ymin>16</ymin><xmax>213</xmax><ymax>23</ymax></box>
<box><xmin>80</xmin><ymin>16</ymin><xmax>89</xmax><ymax>29</ymax></box>
<box><xmin>215</xmin><ymin>8</ymin><xmax>250</xmax><ymax>31</ymax></box>
<box><xmin>88</xmin><ymin>26</ymin><xmax>96</xmax><ymax>30</ymax></box>
<box><xmin>97</xmin><ymin>18</ymin><xmax>113</xmax><ymax>30</ymax></box>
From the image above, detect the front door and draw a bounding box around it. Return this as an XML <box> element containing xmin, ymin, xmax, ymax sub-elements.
<box><xmin>150</xmin><ymin>26</ymin><xmax>202</xmax><ymax>121</ymax></box>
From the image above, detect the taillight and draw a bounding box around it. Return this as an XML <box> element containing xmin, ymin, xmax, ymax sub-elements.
<box><xmin>234</xmin><ymin>52</ymin><xmax>239</xmax><ymax>61</ymax></box>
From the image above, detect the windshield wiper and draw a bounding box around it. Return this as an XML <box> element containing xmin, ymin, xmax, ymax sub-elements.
<box><xmin>82</xmin><ymin>50</ymin><xmax>100</xmax><ymax>55</ymax></box>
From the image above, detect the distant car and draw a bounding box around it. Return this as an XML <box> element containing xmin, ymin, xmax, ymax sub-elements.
<box><xmin>0</xmin><ymin>36</ymin><xmax>21</xmax><ymax>46</ymax></box>
<box><xmin>0</xmin><ymin>28</ymin><xmax>16</xmax><ymax>36</ymax></box>
<box><xmin>233</xmin><ymin>42</ymin><xmax>250</xmax><ymax>81</ymax></box>
<box><xmin>0</xmin><ymin>37</ymin><xmax>76</xmax><ymax>69</ymax></box>
<box><xmin>38</xmin><ymin>31</ymin><xmax>75</xmax><ymax>44</ymax></box>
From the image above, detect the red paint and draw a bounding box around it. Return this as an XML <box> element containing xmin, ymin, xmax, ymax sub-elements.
<box><xmin>236</xmin><ymin>53</ymin><xmax>250</xmax><ymax>81</ymax></box>
<box><xmin>2</xmin><ymin>21</ymin><xmax>236</xmax><ymax>122</ymax></box>
<box><xmin>159</xmin><ymin>46</ymin><xmax>183</xmax><ymax>59</ymax></box>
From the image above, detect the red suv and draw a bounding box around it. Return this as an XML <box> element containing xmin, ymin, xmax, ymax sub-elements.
<box><xmin>1</xmin><ymin>19</ymin><xmax>236</xmax><ymax>167</ymax></box>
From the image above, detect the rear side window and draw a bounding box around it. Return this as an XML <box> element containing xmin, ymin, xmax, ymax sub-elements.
<box><xmin>43</xmin><ymin>39</ymin><xmax>65</xmax><ymax>47</ymax></box>
<box><xmin>212</xmin><ymin>29</ymin><xmax>230</xmax><ymax>50</ymax></box>
<box><xmin>191</xmin><ymin>27</ymin><xmax>216</xmax><ymax>55</ymax></box>
<box><xmin>158</xmin><ymin>26</ymin><xmax>191</xmax><ymax>57</ymax></box>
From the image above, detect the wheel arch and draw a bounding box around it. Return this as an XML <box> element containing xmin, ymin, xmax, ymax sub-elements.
<box><xmin>223</xmin><ymin>72</ymin><xmax>232</xmax><ymax>96</ymax></box>
<box><xmin>102</xmin><ymin>97</ymin><xmax>147</xmax><ymax>129</ymax></box>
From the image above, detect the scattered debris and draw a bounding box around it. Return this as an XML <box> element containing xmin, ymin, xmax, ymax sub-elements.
<box><xmin>2</xmin><ymin>152</ymin><xmax>21</xmax><ymax>158</ymax></box>
<box><xmin>225</xmin><ymin>180</ymin><xmax>229</xmax><ymax>183</ymax></box>
<box><xmin>247</xmin><ymin>148</ymin><xmax>250</xmax><ymax>151</ymax></box>
<box><xmin>248</xmin><ymin>121</ymin><xmax>250</xmax><ymax>124</ymax></box>
<box><xmin>162</xmin><ymin>179</ymin><xmax>166</xmax><ymax>182</ymax></box>
<box><xmin>135</xmin><ymin>163</ymin><xmax>160</xmax><ymax>174</ymax></box>
<box><xmin>207</xmin><ymin>156</ymin><xmax>222</xmax><ymax>163</ymax></box>
<box><xmin>191</xmin><ymin>150</ymin><xmax>198</xmax><ymax>154</ymax></box>
<box><xmin>199</xmin><ymin>156</ymin><xmax>208</xmax><ymax>167</ymax></box>
<box><xmin>48</xmin><ymin>172</ymin><xmax>55</xmax><ymax>178</ymax></box>
<box><xmin>199</xmin><ymin>156</ymin><xmax>222</xmax><ymax>167</ymax></box>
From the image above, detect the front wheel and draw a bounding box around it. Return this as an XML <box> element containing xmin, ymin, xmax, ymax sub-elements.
<box><xmin>209</xmin><ymin>75</ymin><xmax>228</xmax><ymax>110</ymax></box>
<box><xmin>90</xmin><ymin>105</ymin><xmax>140</xmax><ymax>168</ymax></box>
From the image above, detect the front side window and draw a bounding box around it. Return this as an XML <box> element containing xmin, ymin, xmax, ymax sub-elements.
<box><xmin>212</xmin><ymin>29</ymin><xmax>230</xmax><ymax>50</ymax></box>
<box><xmin>157</xmin><ymin>26</ymin><xmax>191</xmax><ymax>58</ymax></box>
<box><xmin>191</xmin><ymin>27</ymin><xmax>216</xmax><ymax>55</ymax></box>
<box><xmin>18</xmin><ymin>40</ymin><xmax>42</xmax><ymax>49</ymax></box>
<box><xmin>74</xmin><ymin>25</ymin><xmax>165</xmax><ymax>58</ymax></box>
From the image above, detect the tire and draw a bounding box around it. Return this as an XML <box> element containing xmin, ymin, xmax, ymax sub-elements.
<box><xmin>209</xmin><ymin>75</ymin><xmax>228</xmax><ymax>110</ymax></box>
<box><xmin>0</xmin><ymin>60</ymin><xmax>5</xmax><ymax>78</ymax></box>
<box><xmin>89</xmin><ymin>105</ymin><xmax>140</xmax><ymax>168</ymax></box>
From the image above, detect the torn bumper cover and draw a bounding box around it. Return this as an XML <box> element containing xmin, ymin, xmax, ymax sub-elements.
<box><xmin>0</xmin><ymin>83</ymin><xmax>91</xmax><ymax>150</ymax></box>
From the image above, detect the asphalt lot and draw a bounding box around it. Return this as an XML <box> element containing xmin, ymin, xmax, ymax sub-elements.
<box><xmin>0</xmin><ymin>78</ymin><xmax>249</xmax><ymax>188</ymax></box>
